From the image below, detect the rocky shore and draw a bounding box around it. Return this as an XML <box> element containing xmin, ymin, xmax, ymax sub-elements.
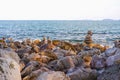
<box><xmin>0</xmin><ymin>31</ymin><xmax>120</xmax><ymax>80</ymax></box>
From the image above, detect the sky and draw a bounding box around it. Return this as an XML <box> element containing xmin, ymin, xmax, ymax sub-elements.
<box><xmin>0</xmin><ymin>0</ymin><xmax>120</xmax><ymax>20</ymax></box>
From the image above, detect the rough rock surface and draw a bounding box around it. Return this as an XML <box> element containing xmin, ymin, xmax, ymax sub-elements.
<box><xmin>0</xmin><ymin>58</ymin><xmax>21</xmax><ymax>80</ymax></box>
<box><xmin>91</xmin><ymin>55</ymin><xmax>106</xmax><ymax>69</ymax></box>
<box><xmin>36</xmin><ymin>71</ymin><xmax>70</xmax><ymax>80</ymax></box>
<box><xmin>0</xmin><ymin>49</ymin><xmax>20</xmax><ymax>64</ymax></box>
<box><xmin>97</xmin><ymin>64</ymin><xmax>120</xmax><ymax>80</ymax></box>
<box><xmin>67</xmin><ymin>68</ymin><xmax>97</xmax><ymax>80</ymax></box>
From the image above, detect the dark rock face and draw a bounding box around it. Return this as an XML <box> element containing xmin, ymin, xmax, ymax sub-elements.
<box><xmin>97</xmin><ymin>64</ymin><xmax>120</xmax><ymax>80</ymax></box>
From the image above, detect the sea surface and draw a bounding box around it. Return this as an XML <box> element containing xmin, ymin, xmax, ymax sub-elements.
<box><xmin>0</xmin><ymin>20</ymin><xmax>120</xmax><ymax>46</ymax></box>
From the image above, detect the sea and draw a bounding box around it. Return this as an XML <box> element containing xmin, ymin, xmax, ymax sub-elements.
<box><xmin>0</xmin><ymin>20</ymin><xmax>120</xmax><ymax>47</ymax></box>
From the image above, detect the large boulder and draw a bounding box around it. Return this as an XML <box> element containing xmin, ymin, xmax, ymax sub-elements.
<box><xmin>21</xmin><ymin>61</ymin><xmax>41</xmax><ymax>78</ymax></box>
<box><xmin>48</xmin><ymin>55</ymin><xmax>83</xmax><ymax>71</ymax></box>
<box><xmin>67</xmin><ymin>68</ymin><xmax>97</xmax><ymax>80</ymax></box>
<box><xmin>91</xmin><ymin>55</ymin><xmax>106</xmax><ymax>69</ymax></box>
<box><xmin>97</xmin><ymin>64</ymin><xmax>120</xmax><ymax>80</ymax></box>
<box><xmin>16</xmin><ymin>47</ymin><xmax>31</xmax><ymax>58</ymax></box>
<box><xmin>36</xmin><ymin>71</ymin><xmax>70</xmax><ymax>80</ymax></box>
<box><xmin>0</xmin><ymin>49</ymin><xmax>20</xmax><ymax>64</ymax></box>
<box><xmin>106</xmin><ymin>53</ymin><xmax>120</xmax><ymax>66</ymax></box>
<box><xmin>23</xmin><ymin>67</ymin><xmax>49</xmax><ymax>80</ymax></box>
<box><xmin>21</xmin><ymin>61</ymin><xmax>48</xmax><ymax>79</ymax></box>
<box><xmin>0</xmin><ymin>58</ymin><xmax>21</xmax><ymax>80</ymax></box>
<box><xmin>104</xmin><ymin>47</ymin><xmax>117</xmax><ymax>57</ymax></box>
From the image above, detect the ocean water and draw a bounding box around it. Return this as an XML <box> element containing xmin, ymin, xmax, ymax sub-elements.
<box><xmin>0</xmin><ymin>20</ymin><xmax>120</xmax><ymax>46</ymax></box>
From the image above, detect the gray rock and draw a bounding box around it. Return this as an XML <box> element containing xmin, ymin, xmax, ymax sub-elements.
<box><xmin>104</xmin><ymin>48</ymin><xmax>117</xmax><ymax>57</ymax></box>
<box><xmin>78</xmin><ymin>49</ymin><xmax>101</xmax><ymax>57</ymax></box>
<box><xmin>106</xmin><ymin>53</ymin><xmax>120</xmax><ymax>66</ymax></box>
<box><xmin>36</xmin><ymin>71</ymin><xmax>70</xmax><ymax>80</ymax></box>
<box><xmin>0</xmin><ymin>49</ymin><xmax>20</xmax><ymax>64</ymax></box>
<box><xmin>98</xmin><ymin>64</ymin><xmax>120</xmax><ymax>80</ymax></box>
<box><xmin>67</xmin><ymin>68</ymin><xmax>97</xmax><ymax>80</ymax></box>
<box><xmin>0</xmin><ymin>58</ymin><xmax>21</xmax><ymax>80</ymax></box>
<box><xmin>91</xmin><ymin>55</ymin><xmax>106</xmax><ymax>69</ymax></box>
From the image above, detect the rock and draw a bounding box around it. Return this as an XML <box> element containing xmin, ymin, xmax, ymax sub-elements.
<box><xmin>25</xmin><ymin>38</ymin><xmax>32</xmax><ymax>46</ymax></box>
<box><xmin>59</xmin><ymin>56</ymin><xmax>75</xmax><ymax>69</ymax></box>
<box><xmin>60</xmin><ymin>41</ymin><xmax>76</xmax><ymax>52</ymax></box>
<box><xmin>53</xmin><ymin>49</ymin><xmax>76</xmax><ymax>59</ymax></box>
<box><xmin>9</xmin><ymin>43</ymin><xmax>17</xmax><ymax>50</ymax></box>
<box><xmin>70</xmin><ymin>55</ymin><xmax>83</xmax><ymax>67</ymax></box>
<box><xmin>27</xmin><ymin>53</ymin><xmax>41</xmax><ymax>61</ymax></box>
<box><xmin>67</xmin><ymin>68</ymin><xmax>97</xmax><ymax>80</ymax></box>
<box><xmin>78</xmin><ymin>49</ymin><xmax>101</xmax><ymax>57</ymax></box>
<box><xmin>84</xmin><ymin>34</ymin><xmax>93</xmax><ymax>44</ymax></box>
<box><xmin>106</xmin><ymin>53</ymin><xmax>120</xmax><ymax>66</ymax></box>
<box><xmin>50</xmin><ymin>56</ymin><xmax>75</xmax><ymax>71</ymax></box>
<box><xmin>52</xmin><ymin>40</ymin><xmax>61</xmax><ymax>46</ymax></box>
<box><xmin>16</xmin><ymin>47</ymin><xmax>31</xmax><ymax>58</ymax></box>
<box><xmin>97</xmin><ymin>64</ymin><xmax>120</xmax><ymax>80</ymax></box>
<box><xmin>21</xmin><ymin>61</ymin><xmax>42</xmax><ymax>78</ymax></box>
<box><xmin>40</xmin><ymin>50</ymin><xmax>58</xmax><ymax>60</ymax></box>
<box><xmin>114</xmin><ymin>40</ymin><xmax>120</xmax><ymax>48</ymax></box>
<box><xmin>27</xmin><ymin>53</ymin><xmax>51</xmax><ymax>63</ymax></box>
<box><xmin>104</xmin><ymin>47</ymin><xmax>117</xmax><ymax>57</ymax></box>
<box><xmin>33</xmin><ymin>39</ymin><xmax>41</xmax><ymax>45</ymax></box>
<box><xmin>0</xmin><ymin>49</ymin><xmax>20</xmax><ymax>64</ymax></box>
<box><xmin>19</xmin><ymin>60</ymin><xmax>25</xmax><ymax>71</ymax></box>
<box><xmin>31</xmin><ymin>45</ymin><xmax>40</xmax><ymax>53</ymax></box>
<box><xmin>0</xmin><ymin>58</ymin><xmax>21</xmax><ymax>80</ymax></box>
<box><xmin>49</xmin><ymin>55</ymin><xmax>83</xmax><ymax>71</ymax></box>
<box><xmin>14</xmin><ymin>41</ymin><xmax>21</xmax><ymax>48</ymax></box>
<box><xmin>53</xmin><ymin>49</ymin><xmax>66</xmax><ymax>59</ymax></box>
<box><xmin>114</xmin><ymin>48</ymin><xmax>120</xmax><ymax>55</ymax></box>
<box><xmin>87</xmin><ymin>30</ymin><xmax>93</xmax><ymax>36</ymax></box>
<box><xmin>46</xmin><ymin>40</ymin><xmax>56</xmax><ymax>50</ymax></box>
<box><xmin>23</xmin><ymin>67</ymin><xmax>49</xmax><ymax>80</ymax></box>
<box><xmin>73</xmin><ymin>43</ymin><xmax>84</xmax><ymax>53</ymax></box>
<box><xmin>36</xmin><ymin>71</ymin><xmax>70</xmax><ymax>80</ymax></box>
<box><xmin>91</xmin><ymin>55</ymin><xmax>106</xmax><ymax>69</ymax></box>
<box><xmin>83</xmin><ymin>55</ymin><xmax>92</xmax><ymax>68</ymax></box>
<box><xmin>93</xmin><ymin>44</ymin><xmax>109</xmax><ymax>52</ymax></box>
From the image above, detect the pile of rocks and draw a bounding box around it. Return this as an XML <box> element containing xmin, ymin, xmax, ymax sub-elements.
<box><xmin>0</xmin><ymin>31</ymin><xmax>120</xmax><ymax>80</ymax></box>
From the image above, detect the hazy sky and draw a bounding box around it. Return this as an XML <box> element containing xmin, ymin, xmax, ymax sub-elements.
<box><xmin>0</xmin><ymin>0</ymin><xmax>120</xmax><ymax>20</ymax></box>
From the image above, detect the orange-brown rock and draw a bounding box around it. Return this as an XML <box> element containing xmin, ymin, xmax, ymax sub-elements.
<box><xmin>33</xmin><ymin>39</ymin><xmax>41</xmax><ymax>45</ymax></box>
<box><xmin>83</xmin><ymin>55</ymin><xmax>92</xmax><ymax>68</ymax></box>
<box><xmin>60</xmin><ymin>41</ymin><xmax>76</xmax><ymax>52</ymax></box>
<box><xmin>46</xmin><ymin>40</ymin><xmax>55</xmax><ymax>50</ymax></box>
<box><xmin>31</xmin><ymin>44</ymin><xmax>40</xmax><ymax>53</ymax></box>
<box><xmin>40</xmin><ymin>50</ymin><xmax>58</xmax><ymax>60</ymax></box>
<box><xmin>52</xmin><ymin>40</ymin><xmax>61</xmax><ymax>46</ymax></box>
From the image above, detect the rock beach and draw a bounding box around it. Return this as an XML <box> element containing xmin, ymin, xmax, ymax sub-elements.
<box><xmin>0</xmin><ymin>31</ymin><xmax>120</xmax><ymax>80</ymax></box>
